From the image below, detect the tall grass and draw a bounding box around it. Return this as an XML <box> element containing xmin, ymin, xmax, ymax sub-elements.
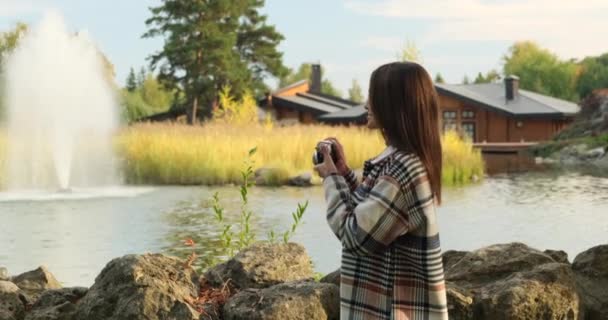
<box><xmin>0</xmin><ymin>123</ymin><xmax>483</xmax><ymax>187</ymax></box>
<box><xmin>116</xmin><ymin>123</ymin><xmax>483</xmax><ymax>186</ymax></box>
<box><xmin>442</xmin><ymin>130</ymin><xmax>484</xmax><ymax>185</ymax></box>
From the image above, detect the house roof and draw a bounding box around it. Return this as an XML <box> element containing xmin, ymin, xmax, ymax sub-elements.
<box><xmin>273</xmin><ymin>79</ymin><xmax>308</xmax><ymax>96</ymax></box>
<box><xmin>320</xmin><ymin>83</ymin><xmax>580</xmax><ymax>123</ymax></box>
<box><xmin>272</xmin><ymin>92</ymin><xmax>353</xmax><ymax>115</ymax></box>
<box><xmin>319</xmin><ymin>104</ymin><xmax>366</xmax><ymax>123</ymax></box>
<box><xmin>435</xmin><ymin>83</ymin><xmax>580</xmax><ymax>118</ymax></box>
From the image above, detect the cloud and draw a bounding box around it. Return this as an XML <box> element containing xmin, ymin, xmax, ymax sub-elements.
<box><xmin>0</xmin><ymin>0</ymin><xmax>47</xmax><ymax>17</ymax></box>
<box><xmin>344</xmin><ymin>0</ymin><xmax>608</xmax><ymax>59</ymax></box>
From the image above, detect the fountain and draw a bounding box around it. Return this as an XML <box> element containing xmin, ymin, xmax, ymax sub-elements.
<box><xmin>1</xmin><ymin>12</ymin><xmax>121</xmax><ymax>195</ymax></box>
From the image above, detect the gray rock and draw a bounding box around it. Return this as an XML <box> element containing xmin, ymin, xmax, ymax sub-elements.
<box><xmin>287</xmin><ymin>172</ymin><xmax>312</xmax><ymax>187</ymax></box>
<box><xmin>442</xmin><ymin>250</ymin><xmax>469</xmax><ymax>272</ymax></box>
<box><xmin>223</xmin><ymin>281</ymin><xmax>339</xmax><ymax>320</ymax></box>
<box><xmin>254</xmin><ymin>168</ymin><xmax>288</xmax><ymax>186</ymax></box>
<box><xmin>445</xmin><ymin>243</ymin><xmax>581</xmax><ymax>320</ymax></box>
<box><xmin>544</xmin><ymin>249</ymin><xmax>570</xmax><ymax>264</ymax></box>
<box><xmin>583</xmin><ymin>147</ymin><xmax>606</xmax><ymax>159</ymax></box>
<box><xmin>25</xmin><ymin>287</ymin><xmax>87</xmax><ymax>320</ymax></box>
<box><xmin>472</xmin><ymin>263</ymin><xmax>579</xmax><ymax>320</ymax></box>
<box><xmin>0</xmin><ymin>280</ymin><xmax>27</xmax><ymax>320</ymax></box>
<box><xmin>572</xmin><ymin>245</ymin><xmax>608</xmax><ymax>319</ymax></box>
<box><xmin>73</xmin><ymin>253</ymin><xmax>200</xmax><ymax>320</ymax></box>
<box><xmin>446</xmin><ymin>243</ymin><xmax>554</xmax><ymax>285</ymax></box>
<box><xmin>0</xmin><ymin>268</ymin><xmax>7</xmax><ymax>281</ymax></box>
<box><xmin>11</xmin><ymin>266</ymin><xmax>62</xmax><ymax>301</ymax></box>
<box><xmin>204</xmin><ymin>242</ymin><xmax>313</xmax><ymax>290</ymax></box>
<box><xmin>446</xmin><ymin>285</ymin><xmax>473</xmax><ymax>320</ymax></box>
<box><xmin>319</xmin><ymin>269</ymin><xmax>339</xmax><ymax>287</ymax></box>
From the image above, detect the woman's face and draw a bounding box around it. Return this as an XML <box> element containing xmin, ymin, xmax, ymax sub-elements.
<box><xmin>365</xmin><ymin>101</ymin><xmax>379</xmax><ymax>129</ymax></box>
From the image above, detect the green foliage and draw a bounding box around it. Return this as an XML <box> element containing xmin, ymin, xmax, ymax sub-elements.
<box><xmin>126</xmin><ymin>68</ymin><xmax>137</xmax><ymax>92</ymax></box>
<box><xmin>210</xmin><ymin>147</ymin><xmax>308</xmax><ymax>258</ymax></box>
<box><xmin>143</xmin><ymin>0</ymin><xmax>287</xmax><ymax>123</ymax></box>
<box><xmin>214</xmin><ymin>86</ymin><xmax>259</xmax><ymax>125</ymax></box>
<box><xmin>462</xmin><ymin>75</ymin><xmax>471</xmax><ymax>85</ymax></box>
<box><xmin>120</xmin><ymin>70</ymin><xmax>174</xmax><ymax>122</ymax></box>
<box><xmin>348</xmin><ymin>79</ymin><xmax>364</xmax><ymax>103</ymax></box>
<box><xmin>473</xmin><ymin>70</ymin><xmax>501</xmax><ymax>84</ymax></box>
<box><xmin>396</xmin><ymin>40</ymin><xmax>422</xmax><ymax>63</ymax></box>
<box><xmin>279</xmin><ymin>63</ymin><xmax>343</xmax><ymax>97</ymax></box>
<box><xmin>503</xmin><ymin>41</ymin><xmax>578</xmax><ymax>101</ymax></box>
<box><xmin>0</xmin><ymin>22</ymin><xmax>28</xmax><ymax>71</ymax></box>
<box><xmin>434</xmin><ymin>73</ymin><xmax>445</xmax><ymax>84</ymax></box>
<box><xmin>576</xmin><ymin>53</ymin><xmax>608</xmax><ymax>99</ymax></box>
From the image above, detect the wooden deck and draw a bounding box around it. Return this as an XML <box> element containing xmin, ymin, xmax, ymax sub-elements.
<box><xmin>473</xmin><ymin>142</ymin><xmax>538</xmax><ymax>154</ymax></box>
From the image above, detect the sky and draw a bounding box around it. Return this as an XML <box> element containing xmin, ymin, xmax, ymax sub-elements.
<box><xmin>1</xmin><ymin>0</ymin><xmax>608</xmax><ymax>97</ymax></box>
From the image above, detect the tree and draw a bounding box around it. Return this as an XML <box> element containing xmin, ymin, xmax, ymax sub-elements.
<box><xmin>348</xmin><ymin>79</ymin><xmax>364</xmax><ymax>103</ymax></box>
<box><xmin>473</xmin><ymin>72</ymin><xmax>486</xmax><ymax>84</ymax></box>
<box><xmin>434</xmin><ymin>73</ymin><xmax>445</xmax><ymax>84</ymax></box>
<box><xmin>0</xmin><ymin>22</ymin><xmax>28</xmax><ymax>71</ymax></box>
<box><xmin>503</xmin><ymin>41</ymin><xmax>578</xmax><ymax>101</ymax></box>
<box><xmin>462</xmin><ymin>75</ymin><xmax>471</xmax><ymax>85</ymax></box>
<box><xmin>279</xmin><ymin>63</ymin><xmax>342</xmax><ymax>97</ymax></box>
<box><xmin>396</xmin><ymin>40</ymin><xmax>422</xmax><ymax>63</ymax></box>
<box><xmin>137</xmin><ymin>67</ymin><xmax>146</xmax><ymax>88</ymax></box>
<box><xmin>576</xmin><ymin>53</ymin><xmax>608</xmax><ymax>99</ymax></box>
<box><xmin>143</xmin><ymin>0</ymin><xmax>287</xmax><ymax>124</ymax></box>
<box><xmin>126</xmin><ymin>67</ymin><xmax>137</xmax><ymax>92</ymax></box>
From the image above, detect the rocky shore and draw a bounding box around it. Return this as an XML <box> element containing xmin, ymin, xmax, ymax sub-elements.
<box><xmin>2</xmin><ymin>242</ymin><xmax>608</xmax><ymax>320</ymax></box>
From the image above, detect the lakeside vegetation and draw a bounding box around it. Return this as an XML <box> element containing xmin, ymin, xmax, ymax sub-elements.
<box><xmin>0</xmin><ymin>123</ymin><xmax>484</xmax><ymax>188</ymax></box>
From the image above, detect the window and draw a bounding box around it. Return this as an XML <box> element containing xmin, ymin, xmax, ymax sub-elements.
<box><xmin>443</xmin><ymin>111</ymin><xmax>457</xmax><ymax>132</ymax></box>
<box><xmin>462</xmin><ymin>122</ymin><xmax>476</xmax><ymax>141</ymax></box>
<box><xmin>462</xmin><ymin>110</ymin><xmax>475</xmax><ymax>119</ymax></box>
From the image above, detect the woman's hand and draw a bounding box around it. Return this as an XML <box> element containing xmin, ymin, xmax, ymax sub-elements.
<box><xmin>313</xmin><ymin>143</ymin><xmax>338</xmax><ymax>179</ymax></box>
<box><xmin>325</xmin><ymin>137</ymin><xmax>350</xmax><ymax>176</ymax></box>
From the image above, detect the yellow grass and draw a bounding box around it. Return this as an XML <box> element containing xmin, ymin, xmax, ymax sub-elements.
<box><xmin>0</xmin><ymin>123</ymin><xmax>483</xmax><ymax>187</ymax></box>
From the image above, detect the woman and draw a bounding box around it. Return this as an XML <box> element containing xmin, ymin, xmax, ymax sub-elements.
<box><xmin>314</xmin><ymin>62</ymin><xmax>448</xmax><ymax>320</ymax></box>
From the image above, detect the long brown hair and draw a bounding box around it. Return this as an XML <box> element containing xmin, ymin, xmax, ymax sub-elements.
<box><xmin>368</xmin><ymin>62</ymin><xmax>442</xmax><ymax>204</ymax></box>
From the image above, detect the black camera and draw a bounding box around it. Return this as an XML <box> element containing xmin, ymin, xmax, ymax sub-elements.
<box><xmin>312</xmin><ymin>141</ymin><xmax>337</xmax><ymax>165</ymax></box>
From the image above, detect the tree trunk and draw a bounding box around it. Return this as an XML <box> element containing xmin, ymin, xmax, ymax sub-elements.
<box><xmin>188</xmin><ymin>96</ymin><xmax>198</xmax><ymax>125</ymax></box>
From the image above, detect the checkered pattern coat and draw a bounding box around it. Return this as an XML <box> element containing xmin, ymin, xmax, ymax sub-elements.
<box><xmin>323</xmin><ymin>147</ymin><xmax>448</xmax><ymax>320</ymax></box>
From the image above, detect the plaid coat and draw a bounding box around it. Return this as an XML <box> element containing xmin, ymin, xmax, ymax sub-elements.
<box><xmin>323</xmin><ymin>147</ymin><xmax>448</xmax><ymax>320</ymax></box>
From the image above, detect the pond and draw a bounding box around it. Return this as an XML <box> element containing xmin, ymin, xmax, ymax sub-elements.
<box><xmin>1</xmin><ymin>167</ymin><xmax>607</xmax><ymax>287</ymax></box>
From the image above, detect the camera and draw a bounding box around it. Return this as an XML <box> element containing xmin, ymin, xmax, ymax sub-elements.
<box><xmin>312</xmin><ymin>141</ymin><xmax>337</xmax><ymax>165</ymax></box>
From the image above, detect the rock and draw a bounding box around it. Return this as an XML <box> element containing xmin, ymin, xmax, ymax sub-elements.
<box><xmin>572</xmin><ymin>245</ymin><xmax>608</xmax><ymax>319</ymax></box>
<box><xmin>544</xmin><ymin>249</ymin><xmax>570</xmax><ymax>264</ymax></box>
<box><xmin>254</xmin><ymin>168</ymin><xmax>288</xmax><ymax>186</ymax></box>
<box><xmin>204</xmin><ymin>242</ymin><xmax>313</xmax><ymax>290</ymax></box>
<box><xmin>11</xmin><ymin>266</ymin><xmax>62</xmax><ymax>301</ymax></box>
<box><xmin>472</xmin><ymin>263</ymin><xmax>579</xmax><ymax>320</ymax></box>
<box><xmin>287</xmin><ymin>172</ymin><xmax>312</xmax><ymax>187</ymax></box>
<box><xmin>446</xmin><ymin>285</ymin><xmax>473</xmax><ymax>320</ymax></box>
<box><xmin>223</xmin><ymin>281</ymin><xmax>339</xmax><ymax>320</ymax></box>
<box><xmin>445</xmin><ymin>243</ymin><xmax>581</xmax><ymax>319</ymax></box>
<box><xmin>583</xmin><ymin>147</ymin><xmax>606</xmax><ymax>160</ymax></box>
<box><xmin>0</xmin><ymin>280</ymin><xmax>27</xmax><ymax>320</ymax></box>
<box><xmin>442</xmin><ymin>250</ymin><xmax>469</xmax><ymax>271</ymax></box>
<box><xmin>446</xmin><ymin>243</ymin><xmax>554</xmax><ymax>285</ymax></box>
<box><xmin>0</xmin><ymin>268</ymin><xmax>7</xmax><ymax>281</ymax></box>
<box><xmin>25</xmin><ymin>287</ymin><xmax>87</xmax><ymax>320</ymax></box>
<box><xmin>73</xmin><ymin>254</ymin><xmax>200</xmax><ymax>320</ymax></box>
<box><xmin>319</xmin><ymin>269</ymin><xmax>339</xmax><ymax>287</ymax></box>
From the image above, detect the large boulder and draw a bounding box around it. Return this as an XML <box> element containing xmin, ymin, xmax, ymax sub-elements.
<box><xmin>572</xmin><ymin>245</ymin><xmax>608</xmax><ymax>319</ymax></box>
<box><xmin>223</xmin><ymin>281</ymin><xmax>339</xmax><ymax>320</ymax></box>
<box><xmin>73</xmin><ymin>254</ymin><xmax>199</xmax><ymax>320</ymax></box>
<box><xmin>0</xmin><ymin>280</ymin><xmax>27</xmax><ymax>320</ymax></box>
<box><xmin>544</xmin><ymin>249</ymin><xmax>570</xmax><ymax>264</ymax></box>
<box><xmin>204</xmin><ymin>242</ymin><xmax>314</xmax><ymax>290</ymax></box>
<box><xmin>25</xmin><ymin>287</ymin><xmax>87</xmax><ymax>320</ymax></box>
<box><xmin>442</xmin><ymin>250</ymin><xmax>469</xmax><ymax>271</ymax></box>
<box><xmin>446</xmin><ymin>243</ymin><xmax>555</xmax><ymax>285</ymax></box>
<box><xmin>0</xmin><ymin>268</ymin><xmax>8</xmax><ymax>281</ymax></box>
<box><xmin>319</xmin><ymin>269</ymin><xmax>340</xmax><ymax>287</ymax></box>
<box><xmin>11</xmin><ymin>266</ymin><xmax>62</xmax><ymax>301</ymax></box>
<box><xmin>446</xmin><ymin>243</ymin><xmax>580</xmax><ymax>320</ymax></box>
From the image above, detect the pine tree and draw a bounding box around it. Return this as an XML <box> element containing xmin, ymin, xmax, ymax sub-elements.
<box><xmin>126</xmin><ymin>68</ymin><xmax>137</xmax><ymax>92</ymax></box>
<box><xmin>143</xmin><ymin>0</ymin><xmax>287</xmax><ymax>124</ymax></box>
<box><xmin>434</xmin><ymin>73</ymin><xmax>445</xmax><ymax>84</ymax></box>
<box><xmin>348</xmin><ymin>79</ymin><xmax>364</xmax><ymax>103</ymax></box>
